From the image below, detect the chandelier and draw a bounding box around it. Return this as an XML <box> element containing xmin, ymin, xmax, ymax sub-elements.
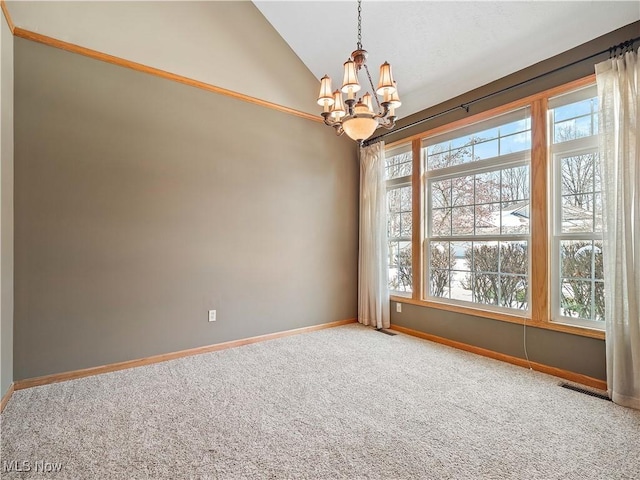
<box><xmin>317</xmin><ymin>0</ymin><xmax>400</xmax><ymax>143</ymax></box>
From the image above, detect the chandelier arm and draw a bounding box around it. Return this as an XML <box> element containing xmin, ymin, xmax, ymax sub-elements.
<box><xmin>322</xmin><ymin>117</ymin><xmax>336</xmax><ymax>127</ymax></box>
<box><xmin>372</xmin><ymin>102</ymin><xmax>391</xmax><ymax>120</ymax></box>
<box><xmin>378</xmin><ymin>117</ymin><xmax>397</xmax><ymax>130</ymax></box>
<box><xmin>321</xmin><ymin>113</ymin><xmax>345</xmax><ymax>135</ymax></box>
<box><xmin>321</xmin><ymin>113</ymin><xmax>341</xmax><ymax>128</ymax></box>
<box><xmin>363</xmin><ymin>63</ymin><xmax>382</xmax><ymax>112</ymax></box>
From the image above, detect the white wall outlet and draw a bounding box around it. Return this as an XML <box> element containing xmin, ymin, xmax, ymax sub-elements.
<box><xmin>396</xmin><ymin>303</ymin><xmax>402</xmax><ymax>313</ymax></box>
<box><xmin>208</xmin><ymin>310</ymin><xmax>216</xmax><ymax>322</ymax></box>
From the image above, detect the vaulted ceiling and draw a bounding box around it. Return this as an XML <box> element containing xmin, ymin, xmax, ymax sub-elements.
<box><xmin>255</xmin><ymin>1</ymin><xmax>640</xmax><ymax>116</ymax></box>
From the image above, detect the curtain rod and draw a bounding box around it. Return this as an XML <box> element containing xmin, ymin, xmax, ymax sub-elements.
<box><xmin>363</xmin><ymin>35</ymin><xmax>640</xmax><ymax>147</ymax></box>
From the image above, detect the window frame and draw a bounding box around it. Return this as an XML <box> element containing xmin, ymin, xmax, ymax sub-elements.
<box><xmin>549</xmin><ymin>86</ymin><xmax>604</xmax><ymax>330</ymax></box>
<box><xmin>385</xmin><ymin>144</ymin><xmax>413</xmax><ymax>296</ymax></box>
<box><xmin>422</xmin><ymin>109</ymin><xmax>532</xmax><ymax>314</ymax></box>
<box><xmin>386</xmin><ymin>75</ymin><xmax>605</xmax><ymax>340</ymax></box>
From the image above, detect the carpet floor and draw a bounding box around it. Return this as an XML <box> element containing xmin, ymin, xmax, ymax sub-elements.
<box><xmin>1</xmin><ymin>324</ymin><xmax>639</xmax><ymax>479</ymax></box>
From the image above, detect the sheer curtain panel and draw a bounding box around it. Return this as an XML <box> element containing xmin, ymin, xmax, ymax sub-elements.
<box><xmin>596</xmin><ymin>47</ymin><xmax>640</xmax><ymax>410</ymax></box>
<box><xmin>358</xmin><ymin>142</ymin><xmax>390</xmax><ymax>329</ymax></box>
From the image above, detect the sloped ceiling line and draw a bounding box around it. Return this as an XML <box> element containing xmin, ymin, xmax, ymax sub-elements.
<box><xmin>2</xmin><ymin>1</ymin><xmax>322</xmax><ymax>123</ymax></box>
<box><xmin>1</xmin><ymin>0</ymin><xmax>15</xmax><ymax>33</ymax></box>
<box><xmin>11</xmin><ymin>27</ymin><xmax>321</xmax><ymax>123</ymax></box>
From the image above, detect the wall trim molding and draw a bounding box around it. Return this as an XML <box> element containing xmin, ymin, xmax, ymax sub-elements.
<box><xmin>13</xmin><ymin>318</ymin><xmax>356</xmax><ymax>390</ymax></box>
<box><xmin>12</xmin><ymin>27</ymin><xmax>321</xmax><ymax>124</ymax></box>
<box><xmin>389</xmin><ymin>324</ymin><xmax>608</xmax><ymax>391</ymax></box>
<box><xmin>1</xmin><ymin>382</ymin><xmax>14</xmax><ymax>412</ymax></box>
<box><xmin>0</xmin><ymin>0</ymin><xmax>14</xmax><ymax>33</ymax></box>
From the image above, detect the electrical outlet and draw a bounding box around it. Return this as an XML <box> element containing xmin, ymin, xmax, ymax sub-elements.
<box><xmin>208</xmin><ymin>310</ymin><xmax>216</xmax><ymax>322</ymax></box>
<box><xmin>396</xmin><ymin>303</ymin><xmax>402</xmax><ymax>313</ymax></box>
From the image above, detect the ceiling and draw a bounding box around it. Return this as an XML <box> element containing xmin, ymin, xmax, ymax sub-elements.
<box><xmin>254</xmin><ymin>1</ymin><xmax>640</xmax><ymax>117</ymax></box>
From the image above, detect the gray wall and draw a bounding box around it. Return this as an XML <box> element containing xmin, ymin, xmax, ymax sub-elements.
<box><xmin>391</xmin><ymin>303</ymin><xmax>606</xmax><ymax>380</ymax></box>
<box><xmin>6</xmin><ymin>1</ymin><xmax>322</xmax><ymax>114</ymax></box>
<box><xmin>386</xmin><ymin>23</ymin><xmax>640</xmax><ymax>382</ymax></box>
<box><xmin>1</xmin><ymin>14</ymin><xmax>14</xmax><ymax>397</ymax></box>
<box><xmin>14</xmin><ymin>38</ymin><xmax>358</xmax><ymax>380</ymax></box>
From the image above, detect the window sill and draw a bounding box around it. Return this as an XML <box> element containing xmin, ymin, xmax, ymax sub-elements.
<box><xmin>389</xmin><ymin>291</ymin><xmax>412</xmax><ymax>298</ymax></box>
<box><xmin>389</xmin><ymin>295</ymin><xmax>605</xmax><ymax>340</ymax></box>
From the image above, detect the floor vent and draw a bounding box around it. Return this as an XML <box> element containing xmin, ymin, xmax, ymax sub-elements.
<box><xmin>376</xmin><ymin>328</ymin><xmax>397</xmax><ymax>336</ymax></box>
<box><xmin>559</xmin><ymin>382</ymin><xmax>610</xmax><ymax>401</ymax></box>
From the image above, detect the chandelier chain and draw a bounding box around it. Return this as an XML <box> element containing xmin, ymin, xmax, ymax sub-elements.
<box><xmin>363</xmin><ymin>63</ymin><xmax>382</xmax><ymax>112</ymax></box>
<box><xmin>357</xmin><ymin>0</ymin><xmax>362</xmax><ymax>50</ymax></box>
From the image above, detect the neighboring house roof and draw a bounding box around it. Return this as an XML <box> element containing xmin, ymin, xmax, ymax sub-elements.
<box><xmin>501</xmin><ymin>201</ymin><xmax>593</xmax><ymax>232</ymax></box>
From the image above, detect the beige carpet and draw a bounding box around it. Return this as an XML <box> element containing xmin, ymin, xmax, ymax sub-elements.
<box><xmin>1</xmin><ymin>324</ymin><xmax>639</xmax><ymax>479</ymax></box>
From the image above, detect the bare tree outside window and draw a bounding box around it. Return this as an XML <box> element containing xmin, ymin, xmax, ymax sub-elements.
<box><xmin>560</xmin><ymin>241</ymin><xmax>604</xmax><ymax>321</ymax></box>
<box><xmin>386</xmin><ymin>148</ymin><xmax>412</xmax><ymax>293</ymax></box>
<box><xmin>426</xmin><ymin>111</ymin><xmax>531</xmax><ymax>311</ymax></box>
<box><xmin>429</xmin><ymin>243</ymin><xmax>454</xmax><ymax>298</ymax></box>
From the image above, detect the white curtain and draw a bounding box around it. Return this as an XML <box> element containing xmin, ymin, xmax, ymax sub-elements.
<box><xmin>358</xmin><ymin>141</ymin><xmax>390</xmax><ymax>329</ymax></box>
<box><xmin>596</xmin><ymin>47</ymin><xmax>640</xmax><ymax>410</ymax></box>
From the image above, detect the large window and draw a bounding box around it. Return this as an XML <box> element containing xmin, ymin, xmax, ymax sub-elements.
<box><xmin>550</xmin><ymin>86</ymin><xmax>604</xmax><ymax>327</ymax></box>
<box><xmin>424</xmin><ymin>109</ymin><xmax>531</xmax><ymax>312</ymax></box>
<box><xmin>384</xmin><ymin>77</ymin><xmax>606</xmax><ymax>336</ymax></box>
<box><xmin>386</xmin><ymin>144</ymin><xmax>413</xmax><ymax>294</ymax></box>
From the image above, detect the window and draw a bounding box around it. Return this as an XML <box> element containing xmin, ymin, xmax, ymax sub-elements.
<box><xmin>386</xmin><ymin>144</ymin><xmax>412</xmax><ymax>294</ymax></box>
<box><xmin>550</xmin><ymin>86</ymin><xmax>604</xmax><ymax>327</ymax></box>
<box><xmin>385</xmin><ymin>77</ymin><xmax>606</xmax><ymax>338</ymax></box>
<box><xmin>424</xmin><ymin>109</ymin><xmax>531</xmax><ymax>312</ymax></box>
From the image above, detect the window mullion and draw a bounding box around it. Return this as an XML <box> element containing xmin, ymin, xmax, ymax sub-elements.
<box><xmin>425</xmin><ymin>151</ymin><xmax>529</xmax><ymax>180</ymax></box>
<box><xmin>411</xmin><ymin>139</ymin><xmax>422</xmax><ymax>301</ymax></box>
<box><xmin>531</xmin><ymin>98</ymin><xmax>550</xmax><ymax>323</ymax></box>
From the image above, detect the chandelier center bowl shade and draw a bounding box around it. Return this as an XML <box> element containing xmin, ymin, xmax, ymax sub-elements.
<box><xmin>317</xmin><ymin>0</ymin><xmax>401</xmax><ymax>143</ymax></box>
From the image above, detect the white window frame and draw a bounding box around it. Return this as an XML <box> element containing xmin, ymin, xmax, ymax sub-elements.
<box><xmin>386</xmin><ymin>144</ymin><xmax>413</xmax><ymax>296</ymax></box>
<box><xmin>549</xmin><ymin>85</ymin><xmax>604</xmax><ymax>330</ymax></box>
<box><xmin>423</xmin><ymin>109</ymin><xmax>532</xmax><ymax>315</ymax></box>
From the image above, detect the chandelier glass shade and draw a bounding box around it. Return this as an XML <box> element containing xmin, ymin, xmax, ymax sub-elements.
<box><xmin>317</xmin><ymin>0</ymin><xmax>401</xmax><ymax>143</ymax></box>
